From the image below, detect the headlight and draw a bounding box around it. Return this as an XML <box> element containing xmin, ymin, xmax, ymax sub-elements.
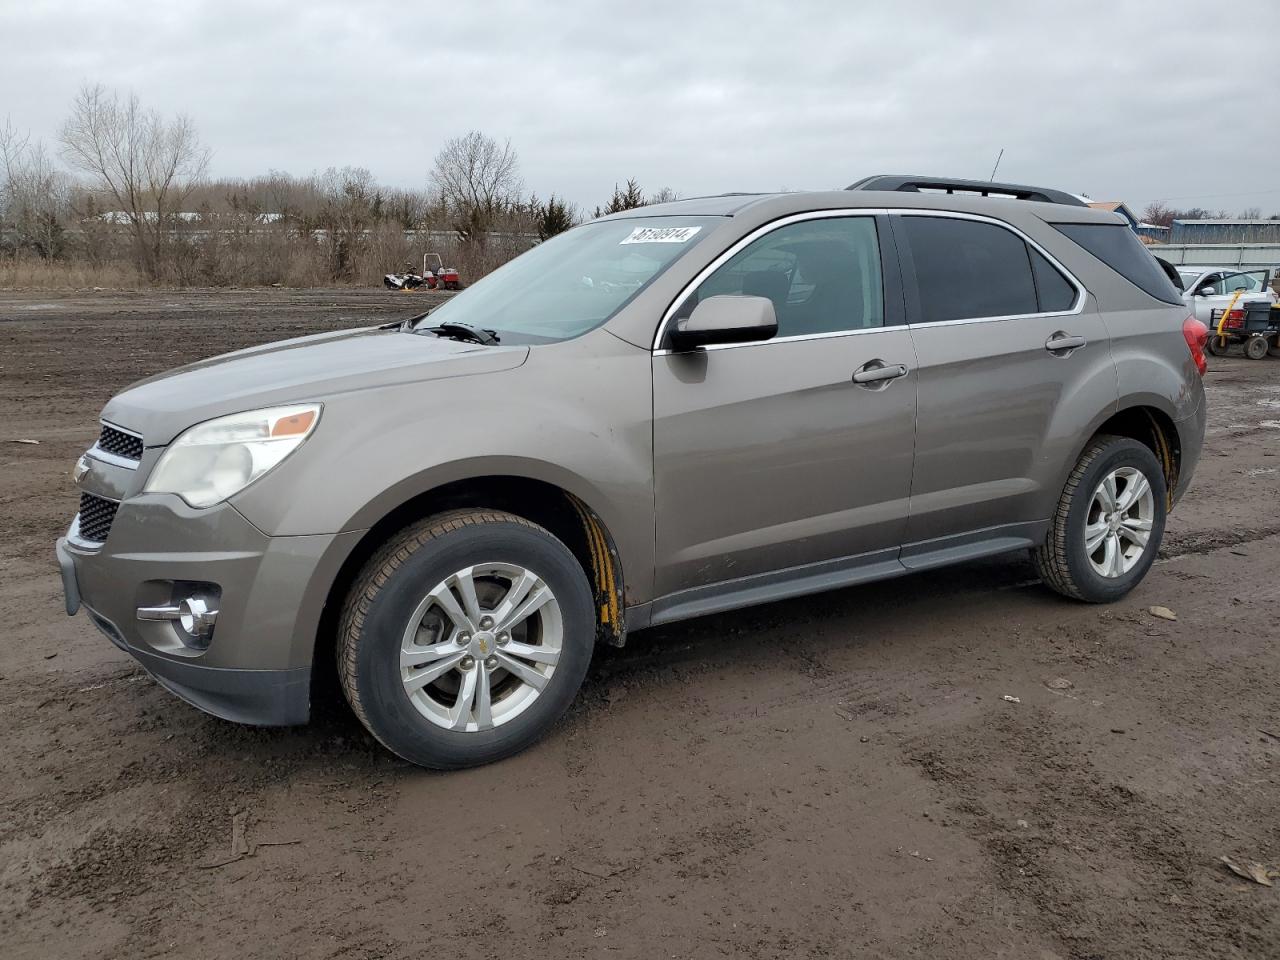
<box><xmin>144</xmin><ymin>404</ymin><xmax>321</xmax><ymax>508</ymax></box>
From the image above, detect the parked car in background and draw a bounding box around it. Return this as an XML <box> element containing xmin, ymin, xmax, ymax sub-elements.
<box><xmin>1177</xmin><ymin>265</ymin><xmax>1277</xmax><ymax>326</ymax></box>
<box><xmin>57</xmin><ymin>175</ymin><xmax>1207</xmax><ymax>769</ymax></box>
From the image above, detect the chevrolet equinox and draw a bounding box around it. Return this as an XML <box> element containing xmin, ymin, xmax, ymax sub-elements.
<box><xmin>56</xmin><ymin>175</ymin><xmax>1209</xmax><ymax>768</ymax></box>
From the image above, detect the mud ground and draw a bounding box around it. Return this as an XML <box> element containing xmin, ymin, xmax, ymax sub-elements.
<box><xmin>0</xmin><ymin>288</ymin><xmax>1277</xmax><ymax>959</ymax></box>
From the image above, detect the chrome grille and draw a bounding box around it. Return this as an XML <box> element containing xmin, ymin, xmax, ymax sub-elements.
<box><xmin>77</xmin><ymin>492</ymin><xmax>119</xmax><ymax>543</ymax></box>
<box><xmin>96</xmin><ymin>424</ymin><xmax>143</xmax><ymax>461</ymax></box>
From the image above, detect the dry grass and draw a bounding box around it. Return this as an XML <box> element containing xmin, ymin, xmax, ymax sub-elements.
<box><xmin>0</xmin><ymin>256</ymin><xmax>148</xmax><ymax>291</ymax></box>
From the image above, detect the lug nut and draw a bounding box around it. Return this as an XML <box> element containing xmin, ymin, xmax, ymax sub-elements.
<box><xmin>459</xmin><ymin>656</ymin><xmax>475</xmax><ymax>670</ymax></box>
<box><xmin>456</xmin><ymin>632</ymin><xmax>470</xmax><ymax>645</ymax></box>
<box><xmin>497</xmin><ymin>632</ymin><xmax>510</xmax><ymax>646</ymax></box>
<box><xmin>485</xmin><ymin>656</ymin><xmax>499</xmax><ymax>670</ymax></box>
<box><xmin>479</xmin><ymin>616</ymin><xmax>494</xmax><ymax>630</ymax></box>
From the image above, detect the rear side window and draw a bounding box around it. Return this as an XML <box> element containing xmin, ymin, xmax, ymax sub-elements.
<box><xmin>899</xmin><ymin>216</ymin><xmax>1038</xmax><ymax>323</ymax></box>
<box><xmin>1029</xmin><ymin>248</ymin><xmax>1078</xmax><ymax>312</ymax></box>
<box><xmin>1053</xmin><ymin>223</ymin><xmax>1182</xmax><ymax>304</ymax></box>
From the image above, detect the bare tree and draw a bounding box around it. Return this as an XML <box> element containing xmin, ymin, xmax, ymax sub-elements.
<box><xmin>1</xmin><ymin>119</ymin><xmax>72</xmax><ymax>259</ymax></box>
<box><xmin>1141</xmin><ymin>201</ymin><xmax>1174</xmax><ymax>228</ymax></box>
<box><xmin>648</xmin><ymin>186</ymin><xmax>680</xmax><ymax>205</ymax></box>
<box><xmin>316</xmin><ymin>165</ymin><xmax>380</xmax><ymax>279</ymax></box>
<box><xmin>429</xmin><ymin>131</ymin><xmax>522</xmax><ymax>242</ymax></box>
<box><xmin>59</xmin><ymin>83</ymin><xmax>210</xmax><ymax>279</ymax></box>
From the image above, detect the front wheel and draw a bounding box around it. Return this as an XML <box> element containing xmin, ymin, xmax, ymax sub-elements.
<box><xmin>1032</xmin><ymin>435</ymin><xmax>1167</xmax><ymax>603</ymax></box>
<box><xmin>337</xmin><ymin>510</ymin><xmax>595</xmax><ymax>769</ymax></box>
<box><xmin>1206</xmin><ymin>334</ymin><xmax>1231</xmax><ymax>357</ymax></box>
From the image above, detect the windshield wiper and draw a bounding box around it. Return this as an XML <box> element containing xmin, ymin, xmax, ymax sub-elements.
<box><xmin>428</xmin><ymin>321</ymin><xmax>500</xmax><ymax>345</ymax></box>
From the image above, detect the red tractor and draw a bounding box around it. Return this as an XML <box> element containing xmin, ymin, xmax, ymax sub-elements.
<box><xmin>425</xmin><ymin>253</ymin><xmax>463</xmax><ymax>291</ymax></box>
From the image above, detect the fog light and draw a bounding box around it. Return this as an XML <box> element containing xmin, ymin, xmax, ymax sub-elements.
<box><xmin>137</xmin><ymin>595</ymin><xmax>219</xmax><ymax>649</ymax></box>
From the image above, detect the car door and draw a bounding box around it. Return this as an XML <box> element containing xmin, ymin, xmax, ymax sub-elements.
<box><xmin>891</xmin><ymin>212</ymin><xmax>1116</xmax><ymax>564</ymax></box>
<box><xmin>650</xmin><ymin>213</ymin><xmax>917</xmax><ymax>603</ymax></box>
<box><xmin>1186</xmin><ymin>271</ymin><xmax>1232</xmax><ymax>324</ymax></box>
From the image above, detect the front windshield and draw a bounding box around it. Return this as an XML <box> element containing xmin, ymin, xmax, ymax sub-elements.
<box><xmin>416</xmin><ymin>216</ymin><xmax>721</xmax><ymax>343</ymax></box>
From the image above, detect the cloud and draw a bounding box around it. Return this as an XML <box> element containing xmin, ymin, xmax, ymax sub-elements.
<box><xmin>3</xmin><ymin>0</ymin><xmax>1277</xmax><ymax>213</ymax></box>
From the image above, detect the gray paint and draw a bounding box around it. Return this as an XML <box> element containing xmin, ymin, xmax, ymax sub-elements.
<box><xmin>59</xmin><ymin>187</ymin><xmax>1206</xmax><ymax>726</ymax></box>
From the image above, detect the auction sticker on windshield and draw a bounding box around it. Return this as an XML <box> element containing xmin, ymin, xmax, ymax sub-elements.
<box><xmin>620</xmin><ymin>226</ymin><xmax>702</xmax><ymax>244</ymax></box>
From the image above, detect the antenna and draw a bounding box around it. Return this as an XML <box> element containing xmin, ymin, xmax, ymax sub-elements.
<box><xmin>989</xmin><ymin>148</ymin><xmax>1004</xmax><ymax>182</ymax></box>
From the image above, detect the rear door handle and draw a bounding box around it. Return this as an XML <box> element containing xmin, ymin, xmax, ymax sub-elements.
<box><xmin>852</xmin><ymin>361</ymin><xmax>909</xmax><ymax>384</ymax></box>
<box><xmin>1045</xmin><ymin>333</ymin><xmax>1087</xmax><ymax>354</ymax></box>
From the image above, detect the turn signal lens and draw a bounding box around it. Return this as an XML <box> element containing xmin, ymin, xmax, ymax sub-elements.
<box><xmin>271</xmin><ymin>409</ymin><xmax>316</xmax><ymax>437</ymax></box>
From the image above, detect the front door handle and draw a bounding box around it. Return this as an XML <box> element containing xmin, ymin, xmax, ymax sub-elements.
<box><xmin>852</xmin><ymin>360</ymin><xmax>909</xmax><ymax>385</ymax></box>
<box><xmin>1045</xmin><ymin>332</ymin><xmax>1087</xmax><ymax>354</ymax></box>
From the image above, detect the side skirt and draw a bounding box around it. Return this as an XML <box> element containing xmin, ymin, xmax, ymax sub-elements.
<box><xmin>627</xmin><ymin>521</ymin><xmax>1048</xmax><ymax>631</ymax></box>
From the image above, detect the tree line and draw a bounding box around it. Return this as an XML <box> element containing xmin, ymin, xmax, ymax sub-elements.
<box><xmin>1140</xmin><ymin>201</ymin><xmax>1280</xmax><ymax>227</ymax></box>
<box><xmin>0</xmin><ymin>84</ymin><xmax>679</xmax><ymax>288</ymax></box>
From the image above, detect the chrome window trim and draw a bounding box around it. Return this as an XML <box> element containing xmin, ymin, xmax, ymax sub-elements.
<box><xmin>90</xmin><ymin>419</ymin><xmax>143</xmax><ymax>471</ymax></box>
<box><xmin>650</xmin><ymin>207</ymin><xmax>1086</xmax><ymax>354</ymax></box>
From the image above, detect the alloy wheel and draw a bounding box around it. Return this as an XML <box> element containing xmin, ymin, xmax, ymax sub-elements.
<box><xmin>399</xmin><ymin>562</ymin><xmax>562</xmax><ymax>731</ymax></box>
<box><xmin>1084</xmin><ymin>466</ymin><xmax>1155</xmax><ymax>578</ymax></box>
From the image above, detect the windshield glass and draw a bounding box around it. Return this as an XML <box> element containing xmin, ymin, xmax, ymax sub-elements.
<box><xmin>415</xmin><ymin>216</ymin><xmax>721</xmax><ymax>343</ymax></box>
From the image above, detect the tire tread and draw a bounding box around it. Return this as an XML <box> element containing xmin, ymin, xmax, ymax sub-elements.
<box><xmin>335</xmin><ymin>509</ymin><xmax>545</xmax><ymax>756</ymax></box>
<box><xmin>1033</xmin><ymin>435</ymin><xmax>1125</xmax><ymax>602</ymax></box>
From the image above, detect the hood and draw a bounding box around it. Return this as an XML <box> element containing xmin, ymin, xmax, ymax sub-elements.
<box><xmin>102</xmin><ymin>327</ymin><xmax>529</xmax><ymax>445</ymax></box>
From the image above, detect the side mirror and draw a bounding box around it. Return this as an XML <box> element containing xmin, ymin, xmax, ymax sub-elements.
<box><xmin>670</xmin><ymin>295</ymin><xmax>778</xmax><ymax>350</ymax></box>
<box><xmin>1197</xmin><ymin>286</ymin><xmax>1216</xmax><ymax>297</ymax></box>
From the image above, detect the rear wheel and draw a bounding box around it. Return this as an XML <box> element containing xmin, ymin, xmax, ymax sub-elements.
<box><xmin>337</xmin><ymin>510</ymin><xmax>594</xmax><ymax>769</ymax></box>
<box><xmin>1033</xmin><ymin>436</ymin><xmax>1166</xmax><ymax>603</ymax></box>
<box><xmin>1245</xmin><ymin>335</ymin><xmax>1269</xmax><ymax>360</ymax></box>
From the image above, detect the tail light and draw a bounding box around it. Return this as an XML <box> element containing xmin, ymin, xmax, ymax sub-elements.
<box><xmin>1223</xmin><ymin>308</ymin><xmax>1245</xmax><ymax>330</ymax></box>
<box><xmin>1183</xmin><ymin>316</ymin><xmax>1209</xmax><ymax>375</ymax></box>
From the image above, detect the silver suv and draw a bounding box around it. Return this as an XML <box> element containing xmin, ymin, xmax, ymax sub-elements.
<box><xmin>56</xmin><ymin>175</ymin><xmax>1209</xmax><ymax>768</ymax></box>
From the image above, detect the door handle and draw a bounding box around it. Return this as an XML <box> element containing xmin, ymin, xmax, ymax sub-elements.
<box><xmin>1045</xmin><ymin>332</ymin><xmax>1087</xmax><ymax>354</ymax></box>
<box><xmin>852</xmin><ymin>361</ymin><xmax>909</xmax><ymax>384</ymax></box>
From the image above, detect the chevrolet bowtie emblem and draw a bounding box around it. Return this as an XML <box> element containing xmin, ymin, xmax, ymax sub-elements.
<box><xmin>72</xmin><ymin>455</ymin><xmax>90</xmax><ymax>484</ymax></box>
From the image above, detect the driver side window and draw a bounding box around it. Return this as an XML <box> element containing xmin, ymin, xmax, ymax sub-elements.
<box><xmin>677</xmin><ymin>216</ymin><xmax>884</xmax><ymax>337</ymax></box>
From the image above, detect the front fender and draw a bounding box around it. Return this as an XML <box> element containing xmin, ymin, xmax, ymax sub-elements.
<box><xmin>230</xmin><ymin>329</ymin><xmax>656</xmax><ymax>599</ymax></box>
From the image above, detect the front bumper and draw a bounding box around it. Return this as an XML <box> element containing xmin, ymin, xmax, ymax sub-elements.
<box><xmin>56</xmin><ymin>494</ymin><xmax>358</xmax><ymax>726</ymax></box>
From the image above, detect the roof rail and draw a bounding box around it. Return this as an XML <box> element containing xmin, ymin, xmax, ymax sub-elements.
<box><xmin>845</xmin><ymin>174</ymin><xmax>1087</xmax><ymax>208</ymax></box>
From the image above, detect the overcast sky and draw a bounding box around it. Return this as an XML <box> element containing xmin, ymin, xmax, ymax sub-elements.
<box><xmin>4</xmin><ymin>0</ymin><xmax>1278</xmax><ymax>215</ymax></box>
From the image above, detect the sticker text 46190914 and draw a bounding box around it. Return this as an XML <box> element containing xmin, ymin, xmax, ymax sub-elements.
<box><xmin>619</xmin><ymin>226</ymin><xmax>702</xmax><ymax>245</ymax></box>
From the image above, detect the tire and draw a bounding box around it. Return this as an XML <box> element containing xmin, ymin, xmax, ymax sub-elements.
<box><xmin>1032</xmin><ymin>435</ymin><xmax>1167</xmax><ymax>603</ymax></box>
<box><xmin>1245</xmin><ymin>336</ymin><xmax>1269</xmax><ymax>360</ymax></box>
<box><xmin>1269</xmin><ymin>339</ymin><xmax>1280</xmax><ymax>358</ymax></box>
<box><xmin>337</xmin><ymin>509</ymin><xmax>594</xmax><ymax>769</ymax></box>
<box><xmin>1206</xmin><ymin>335</ymin><xmax>1231</xmax><ymax>357</ymax></box>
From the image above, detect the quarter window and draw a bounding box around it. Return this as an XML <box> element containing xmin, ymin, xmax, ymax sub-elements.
<box><xmin>1029</xmin><ymin>248</ymin><xmax>1078</xmax><ymax>312</ymax></box>
<box><xmin>679</xmin><ymin>216</ymin><xmax>884</xmax><ymax>337</ymax></box>
<box><xmin>899</xmin><ymin>216</ymin><xmax>1039</xmax><ymax>323</ymax></box>
<box><xmin>1052</xmin><ymin>222</ymin><xmax>1183</xmax><ymax>305</ymax></box>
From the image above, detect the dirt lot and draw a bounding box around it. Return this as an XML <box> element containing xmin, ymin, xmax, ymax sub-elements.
<box><xmin>1</xmin><ymin>288</ymin><xmax>1277</xmax><ymax>959</ymax></box>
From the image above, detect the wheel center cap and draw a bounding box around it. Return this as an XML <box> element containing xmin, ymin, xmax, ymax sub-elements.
<box><xmin>1108</xmin><ymin>513</ymin><xmax>1121</xmax><ymax>533</ymax></box>
<box><xmin>472</xmin><ymin>632</ymin><xmax>495</xmax><ymax>657</ymax></box>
